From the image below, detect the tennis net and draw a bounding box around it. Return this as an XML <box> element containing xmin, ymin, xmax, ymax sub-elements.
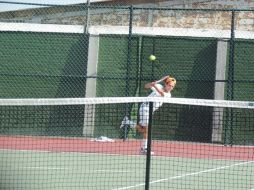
<box><xmin>0</xmin><ymin>97</ymin><xmax>253</xmax><ymax>190</ymax></box>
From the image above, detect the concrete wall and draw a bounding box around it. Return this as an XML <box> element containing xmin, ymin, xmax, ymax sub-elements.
<box><xmin>1</xmin><ymin>0</ymin><xmax>254</xmax><ymax>32</ymax></box>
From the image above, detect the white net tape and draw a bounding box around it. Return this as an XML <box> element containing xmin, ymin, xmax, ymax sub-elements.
<box><xmin>0</xmin><ymin>97</ymin><xmax>253</xmax><ymax>109</ymax></box>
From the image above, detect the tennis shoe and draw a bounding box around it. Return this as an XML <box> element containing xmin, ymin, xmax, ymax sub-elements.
<box><xmin>140</xmin><ymin>148</ymin><xmax>154</xmax><ymax>155</ymax></box>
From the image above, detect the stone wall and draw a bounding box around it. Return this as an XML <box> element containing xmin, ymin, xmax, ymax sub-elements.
<box><xmin>1</xmin><ymin>0</ymin><xmax>254</xmax><ymax>31</ymax></box>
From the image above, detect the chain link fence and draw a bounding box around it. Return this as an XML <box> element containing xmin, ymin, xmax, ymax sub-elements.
<box><xmin>0</xmin><ymin>2</ymin><xmax>253</xmax><ymax>143</ymax></box>
<box><xmin>1</xmin><ymin>3</ymin><xmax>253</xmax><ymax>100</ymax></box>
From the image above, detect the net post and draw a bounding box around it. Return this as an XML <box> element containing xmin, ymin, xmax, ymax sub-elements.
<box><xmin>145</xmin><ymin>101</ymin><xmax>153</xmax><ymax>190</ymax></box>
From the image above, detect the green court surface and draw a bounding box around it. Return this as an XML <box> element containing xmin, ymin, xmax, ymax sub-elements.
<box><xmin>1</xmin><ymin>149</ymin><xmax>254</xmax><ymax>190</ymax></box>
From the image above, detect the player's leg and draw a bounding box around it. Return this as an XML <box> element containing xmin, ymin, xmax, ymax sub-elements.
<box><xmin>136</xmin><ymin>125</ymin><xmax>148</xmax><ymax>152</ymax></box>
<box><xmin>138</xmin><ymin>106</ymin><xmax>154</xmax><ymax>155</ymax></box>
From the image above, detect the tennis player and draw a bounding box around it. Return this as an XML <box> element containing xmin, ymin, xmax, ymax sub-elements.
<box><xmin>120</xmin><ymin>76</ymin><xmax>176</xmax><ymax>154</ymax></box>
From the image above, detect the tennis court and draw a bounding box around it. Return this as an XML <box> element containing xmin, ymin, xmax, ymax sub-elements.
<box><xmin>1</xmin><ymin>135</ymin><xmax>254</xmax><ymax>190</ymax></box>
<box><xmin>1</xmin><ymin>2</ymin><xmax>254</xmax><ymax>190</ymax></box>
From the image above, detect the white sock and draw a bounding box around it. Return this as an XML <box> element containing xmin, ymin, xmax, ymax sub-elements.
<box><xmin>142</xmin><ymin>139</ymin><xmax>147</xmax><ymax>149</ymax></box>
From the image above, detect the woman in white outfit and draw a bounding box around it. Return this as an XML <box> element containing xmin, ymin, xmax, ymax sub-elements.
<box><xmin>120</xmin><ymin>76</ymin><xmax>176</xmax><ymax>154</ymax></box>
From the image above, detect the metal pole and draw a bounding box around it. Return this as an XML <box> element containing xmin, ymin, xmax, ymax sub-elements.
<box><xmin>85</xmin><ymin>0</ymin><xmax>90</xmax><ymax>34</ymax></box>
<box><xmin>126</xmin><ymin>5</ymin><xmax>133</xmax><ymax>97</ymax></box>
<box><xmin>123</xmin><ymin>5</ymin><xmax>134</xmax><ymax>140</ymax></box>
<box><xmin>145</xmin><ymin>102</ymin><xmax>153</xmax><ymax>190</ymax></box>
<box><xmin>227</xmin><ymin>10</ymin><xmax>236</xmax><ymax>101</ymax></box>
<box><xmin>225</xmin><ymin>10</ymin><xmax>236</xmax><ymax>146</ymax></box>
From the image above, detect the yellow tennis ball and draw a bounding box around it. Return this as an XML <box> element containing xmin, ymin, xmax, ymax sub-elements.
<box><xmin>149</xmin><ymin>55</ymin><xmax>156</xmax><ymax>61</ymax></box>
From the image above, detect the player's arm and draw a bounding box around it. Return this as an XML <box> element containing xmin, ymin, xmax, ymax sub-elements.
<box><xmin>144</xmin><ymin>82</ymin><xmax>165</xmax><ymax>96</ymax></box>
<box><xmin>144</xmin><ymin>82</ymin><xmax>153</xmax><ymax>89</ymax></box>
<box><xmin>151</xmin><ymin>82</ymin><xmax>165</xmax><ymax>96</ymax></box>
<box><xmin>144</xmin><ymin>75</ymin><xmax>168</xmax><ymax>88</ymax></box>
<box><xmin>154</xmin><ymin>76</ymin><xmax>169</xmax><ymax>84</ymax></box>
<box><xmin>144</xmin><ymin>76</ymin><xmax>168</xmax><ymax>89</ymax></box>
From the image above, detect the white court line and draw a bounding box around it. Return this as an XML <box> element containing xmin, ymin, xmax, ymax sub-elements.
<box><xmin>23</xmin><ymin>166</ymin><xmax>66</xmax><ymax>170</ymax></box>
<box><xmin>94</xmin><ymin>170</ymin><xmax>132</xmax><ymax>173</ymax></box>
<box><xmin>0</xmin><ymin>148</ymin><xmax>144</xmax><ymax>158</ymax></box>
<box><xmin>112</xmin><ymin>160</ymin><xmax>254</xmax><ymax>190</ymax></box>
<box><xmin>22</xmin><ymin>166</ymin><xmax>131</xmax><ymax>173</ymax></box>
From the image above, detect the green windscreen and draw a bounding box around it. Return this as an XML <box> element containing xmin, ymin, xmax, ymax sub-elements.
<box><xmin>0</xmin><ymin>32</ymin><xmax>89</xmax><ymax>136</ymax></box>
<box><xmin>94</xmin><ymin>35</ymin><xmax>140</xmax><ymax>137</ymax></box>
<box><xmin>233</xmin><ymin>40</ymin><xmax>254</xmax><ymax>101</ymax></box>
<box><xmin>140</xmin><ymin>37</ymin><xmax>217</xmax><ymax>142</ymax></box>
<box><xmin>224</xmin><ymin>39</ymin><xmax>254</xmax><ymax>145</ymax></box>
<box><xmin>0</xmin><ymin>32</ymin><xmax>88</xmax><ymax>98</ymax></box>
<box><xmin>94</xmin><ymin>35</ymin><xmax>217</xmax><ymax>142</ymax></box>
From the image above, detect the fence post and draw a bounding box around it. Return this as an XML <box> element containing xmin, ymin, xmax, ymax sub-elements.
<box><xmin>84</xmin><ymin>0</ymin><xmax>90</xmax><ymax>34</ymax></box>
<box><xmin>227</xmin><ymin>9</ymin><xmax>236</xmax><ymax>101</ymax></box>
<box><xmin>145</xmin><ymin>102</ymin><xmax>153</xmax><ymax>190</ymax></box>
<box><xmin>123</xmin><ymin>5</ymin><xmax>134</xmax><ymax>140</ymax></box>
<box><xmin>225</xmin><ymin>10</ymin><xmax>236</xmax><ymax>145</ymax></box>
<box><xmin>126</xmin><ymin>5</ymin><xmax>133</xmax><ymax>97</ymax></box>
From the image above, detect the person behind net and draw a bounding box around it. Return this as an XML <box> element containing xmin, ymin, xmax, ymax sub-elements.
<box><xmin>120</xmin><ymin>76</ymin><xmax>176</xmax><ymax>155</ymax></box>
